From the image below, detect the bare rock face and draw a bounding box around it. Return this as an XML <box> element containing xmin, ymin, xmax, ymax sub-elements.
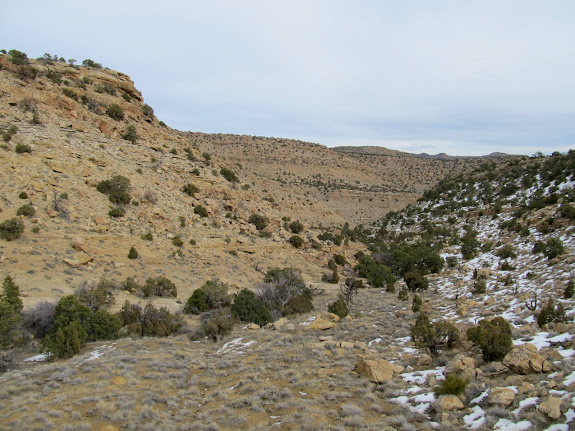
<box><xmin>503</xmin><ymin>343</ymin><xmax>552</xmax><ymax>374</ymax></box>
<box><xmin>354</xmin><ymin>356</ymin><xmax>403</xmax><ymax>383</ymax></box>
<box><xmin>538</xmin><ymin>397</ymin><xmax>562</xmax><ymax>420</ymax></box>
<box><xmin>444</xmin><ymin>354</ymin><xmax>476</xmax><ymax>381</ymax></box>
<box><xmin>434</xmin><ymin>395</ymin><xmax>464</xmax><ymax>411</ymax></box>
<box><xmin>488</xmin><ymin>387</ymin><xmax>515</xmax><ymax>406</ymax></box>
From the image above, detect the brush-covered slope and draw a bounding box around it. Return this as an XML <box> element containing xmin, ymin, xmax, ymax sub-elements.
<box><xmin>192</xmin><ymin>134</ymin><xmax>514</xmax><ymax>225</ymax></box>
<box><xmin>0</xmin><ymin>53</ymin><xmax>359</xmax><ymax>311</ymax></box>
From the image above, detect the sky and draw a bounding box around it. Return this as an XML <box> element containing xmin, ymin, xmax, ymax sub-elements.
<box><xmin>2</xmin><ymin>1</ymin><xmax>574</xmax><ymax>156</ymax></box>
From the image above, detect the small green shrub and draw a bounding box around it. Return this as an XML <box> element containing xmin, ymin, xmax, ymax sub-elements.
<box><xmin>106</xmin><ymin>103</ymin><xmax>124</xmax><ymax>121</ymax></box>
<box><xmin>18</xmin><ymin>191</ymin><xmax>28</xmax><ymax>199</ymax></box>
<box><xmin>183</xmin><ymin>183</ymin><xmax>200</xmax><ymax>196</ymax></box>
<box><xmin>322</xmin><ymin>270</ymin><xmax>339</xmax><ymax>284</ymax></box>
<box><xmin>411</xmin><ymin>313</ymin><xmax>460</xmax><ymax>355</ymax></box>
<box><xmin>3</xmin><ymin>125</ymin><xmax>18</xmax><ymax>142</ymax></box>
<box><xmin>141</xmin><ymin>277</ymin><xmax>177</xmax><ymax>298</ymax></box>
<box><xmin>333</xmin><ymin>254</ymin><xmax>347</xmax><ymax>266</ymax></box>
<box><xmin>194</xmin><ymin>205</ymin><xmax>208</xmax><ymax>218</ymax></box>
<box><xmin>141</xmin><ymin>232</ymin><xmax>153</xmax><ymax>241</ymax></box>
<box><xmin>565</xmin><ymin>280</ymin><xmax>574</xmax><ymax>299</ymax></box>
<box><xmin>445</xmin><ymin>256</ymin><xmax>458</xmax><ymax>268</ymax></box>
<box><xmin>536</xmin><ymin>298</ymin><xmax>567</xmax><ymax>328</ymax></box>
<box><xmin>288</xmin><ymin>235</ymin><xmax>303</xmax><ymax>248</ymax></box>
<box><xmin>532</xmin><ymin>240</ymin><xmax>546</xmax><ymax>254</ymax></box>
<box><xmin>76</xmin><ymin>279</ymin><xmax>116</xmax><ymax>312</ymax></box>
<box><xmin>545</xmin><ymin>237</ymin><xmax>564</xmax><ymax>260</ymax></box>
<box><xmin>434</xmin><ymin>374</ymin><xmax>469</xmax><ymax>396</ymax></box>
<box><xmin>412</xmin><ymin>294</ymin><xmax>423</xmax><ymax>313</ymax></box>
<box><xmin>472</xmin><ymin>279</ymin><xmax>486</xmax><ymax>295</ymax></box>
<box><xmin>97</xmin><ymin>175</ymin><xmax>131</xmax><ymax>204</ymax></box>
<box><xmin>328</xmin><ymin>259</ymin><xmax>337</xmax><ymax>271</ymax></box>
<box><xmin>0</xmin><ymin>300</ymin><xmax>23</xmax><ymax>348</ymax></box>
<box><xmin>328</xmin><ymin>294</ymin><xmax>349</xmax><ymax>318</ymax></box>
<box><xmin>220</xmin><ymin>167</ymin><xmax>239</xmax><ymax>183</ymax></box>
<box><xmin>118</xmin><ymin>301</ymin><xmax>182</xmax><ymax>337</ymax></box>
<box><xmin>62</xmin><ymin>88</ymin><xmax>78</xmax><ymax>101</ymax></box>
<box><xmin>108</xmin><ymin>205</ymin><xmax>125</xmax><ymax>218</ymax></box>
<box><xmin>8</xmin><ymin>50</ymin><xmax>28</xmax><ymax>65</ymax></box>
<box><xmin>172</xmin><ymin>236</ymin><xmax>183</xmax><ymax>247</ymax></box>
<box><xmin>231</xmin><ymin>289</ymin><xmax>273</xmax><ymax>326</ymax></box>
<box><xmin>202</xmin><ymin>307</ymin><xmax>235</xmax><ymax>341</ymax></box>
<box><xmin>183</xmin><ymin>289</ymin><xmax>210</xmax><ymax>315</ymax></box>
<box><xmin>495</xmin><ymin>245</ymin><xmax>517</xmax><ymax>259</ymax></box>
<box><xmin>82</xmin><ymin>59</ymin><xmax>102</xmax><ymax>68</ymax></box>
<box><xmin>248</xmin><ymin>214</ymin><xmax>268</xmax><ymax>231</ymax></box>
<box><xmin>128</xmin><ymin>247</ymin><xmax>138</xmax><ymax>259</ymax></box>
<box><xmin>200</xmin><ymin>280</ymin><xmax>231</xmax><ymax>309</ymax></box>
<box><xmin>467</xmin><ymin>317</ymin><xmax>512</xmax><ymax>361</ymax></box>
<box><xmin>142</xmin><ymin>104</ymin><xmax>154</xmax><ymax>117</ymax></box>
<box><xmin>16</xmin><ymin>204</ymin><xmax>35</xmax><ymax>217</ymax></box>
<box><xmin>122</xmin><ymin>124</ymin><xmax>138</xmax><ymax>144</ymax></box>
<box><xmin>0</xmin><ymin>218</ymin><xmax>25</xmax><ymax>241</ymax></box>
<box><xmin>500</xmin><ymin>261</ymin><xmax>516</xmax><ymax>271</ymax></box>
<box><xmin>288</xmin><ymin>220</ymin><xmax>304</xmax><ymax>234</ymax></box>
<box><xmin>2</xmin><ymin>276</ymin><xmax>23</xmax><ymax>312</ymax></box>
<box><xmin>398</xmin><ymin>287</ymin><xmax>409</xmax><ymax>301</ymax></box>
<box><xmin>14</xmin><ymin>143</ymin><xmax>31</xmax><ymax>154</ymax></box>
<box><xmin>404</xmin><ymin>270</ymin><xmax>428</xmax><ymax>292</ymax></box>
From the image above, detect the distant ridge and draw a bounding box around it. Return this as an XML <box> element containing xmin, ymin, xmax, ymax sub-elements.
<box><xmin>333</xmin><ymin>146</ymin><xmax>518</xmax><ymax>159</ymax></box>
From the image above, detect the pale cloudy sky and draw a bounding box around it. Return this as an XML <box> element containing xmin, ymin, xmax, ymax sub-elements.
<box><xmin>2</xmin><ymin>1</ymin><xmax>574</xmax><ymax>156</ymax></box>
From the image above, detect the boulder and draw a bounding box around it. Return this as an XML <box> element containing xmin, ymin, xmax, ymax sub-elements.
<box><xmin>434</xmin><ymin>395</ymin><xmax>464</xmax><ymax>411</ymax></box>
<box><xmin>538</xmin><ymin>397</ymin><xmax>562</xmax><ymax>420</ymax></box>
<box><xmin>444</xmin><ymin>354</ymin><xmax>476</xmax><ymax>381</ymax></box>
<box><xmin>273</xmin><ymin>317</ymin><xmax>288</xmax><ymax>330</ymax></box>
<box><xmin>71</xmin><ymin>237</ymin><xmax>90</xmax><ymax>253</ymax></box>
<box><xmin>354</xmin><ymin>356</ymin><xmax>403</xmax><ymax>383</ymax></box>
<box><xmin>417</xmin><ymin>354</ymin><xmax>433</xmax><ymax>367</ymax></box>
<box><xmin>503</xmin><ymin>343</ymin><xmax>552</xmax><ymax>374</ymax></box>
<box><xmin>308</xmin><ymin>318</ymin><xmax>335</xmax><ymax>330</ymax></box>
<box><xmin>247</xmin><ymin>323</ymin><xmax>260</xmax><ymax>330</ymax></box>
<box><xmin>488</xmin><ymin>387</ymin><xmax>515</xmax><ymax>406</ymax></box>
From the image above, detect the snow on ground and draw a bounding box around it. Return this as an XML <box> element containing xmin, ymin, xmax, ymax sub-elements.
<box><xmin>23</xmin><ymin>353</ymin><xmax>49</xmax><ymax>362</ymax></box>
<box><xmin>216</xmin><ymin>338</ymin><xmax>255</xmax><ymax>355</ymax></box>
<box><xmin>401</xmin><ymin>367</ymin><xmax>445</xmax><ymax>385</ymax></box>
<box><xmin>463</xmin><ymin>405</ymin><xmax>486</xmax><ymax>429</ymax></box>
<box><xmin>493</xmin><ymin>419</ymin><xmax>532</xmax><ymax>430</ymax></box>
<box><xmin>513</xmin><ymin>332</ymin><xmax>574</xmax><ymax>349</ymax></box>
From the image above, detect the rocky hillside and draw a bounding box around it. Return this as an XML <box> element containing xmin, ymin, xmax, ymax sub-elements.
<box><xmin>0</xmin><ymin>52</ymin><xmax>366</xmax><ymax>312</ymax></box>
<box><xmin>192</xmin><ymin>135</ymin><xmax>514</xmax><ymax>225</ymax></box>
<box><xmin>1</xmin><ymin>50</ymin><xmax>574</xmax><ymax>431</ymax></box>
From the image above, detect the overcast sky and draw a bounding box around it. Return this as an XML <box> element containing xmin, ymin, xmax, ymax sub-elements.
<box><xmin>2</xmin><ymin>1</ymin><xmax>574</xmax><ymax>156</ymax></box>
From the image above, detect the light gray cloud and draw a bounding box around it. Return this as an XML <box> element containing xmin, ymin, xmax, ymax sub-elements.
<box><xmin>2</xmin><ymin>0</ymin><xmax>574</xmax><ymax>156</ymax></box>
